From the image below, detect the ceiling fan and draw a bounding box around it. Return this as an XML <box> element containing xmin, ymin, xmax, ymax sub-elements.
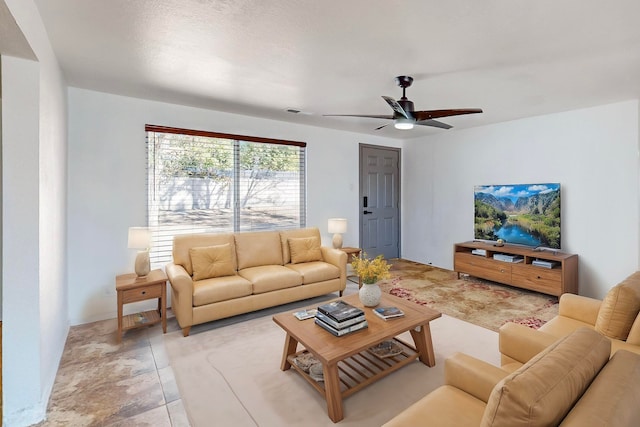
<box><xmin>324</xmin><ymin>76</ymin><xmax>483</xmax><ymax>130</ymax></box>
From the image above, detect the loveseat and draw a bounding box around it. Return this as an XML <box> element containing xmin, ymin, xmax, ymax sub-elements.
<box><xmin>500</xmin><ymin>270</ymin><xmax>640</xmax><ymax>365</ymax></box>
<box><xmin>383</xmin><ymin>327</ymin><xmax>640</xmax><ymax>427</ymax></box>
<box><xmin>166</xmin><ymin>227</ymin><xmax>347</xmax><ymax>336</ymax></box>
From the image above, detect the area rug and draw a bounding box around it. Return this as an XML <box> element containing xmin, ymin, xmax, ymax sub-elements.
<box><xmin>377</xmin><ymin>259</ymin><xmax>559</xmax><ymax>332</ymax></box>
<box><xmin>164</xmin><ymin>313</ymin><xmax>499</xmax><ymax>427</ymax></box>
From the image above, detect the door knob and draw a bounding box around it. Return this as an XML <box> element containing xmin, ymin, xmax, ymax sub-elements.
<box><xmin>363</xmin><ymin>210</ymin><xmax>372</xmax><ymax>214</ymax></box>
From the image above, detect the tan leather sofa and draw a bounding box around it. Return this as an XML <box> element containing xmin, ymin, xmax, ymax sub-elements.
<box><xmin>383</xmin><ymin>327</ymin><xmax>640</xmax><ymax>427</ymax></box>
<box><xmin>501</xmin><ymin>271</ymin><xmax>640</xmax><ymax>365</ymax></box>
<box><xmin>166</xmin><ymin>227</ymin><xmax>347</xmax><ymax>336</ymax></box>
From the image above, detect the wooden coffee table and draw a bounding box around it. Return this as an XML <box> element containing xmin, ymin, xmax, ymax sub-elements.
<box><xmin>272</xmin><ymin>293</ymin><xmax>441</xmax><ymax>422</ymax></box>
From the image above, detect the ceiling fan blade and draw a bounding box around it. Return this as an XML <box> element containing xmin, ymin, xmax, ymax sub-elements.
<box><xmin>415</xmin><ymin>119</ymin><xmax>453</xmax><ymax>130</ymax></box>
<box><xmin>323</xmin><ymin>114</ymin><xmax>394</xmax><ymax>119</ymax></box>
<box><xmin>382</xmin><ymin>96</ymin><xmax>410</xmax><ymax>119</ymax></box>
<box><xmin>374</xmin><ymin>123</ymin><xmax>390</xmax><ymax>131</ymax></box>
<box><xmin>412</xmin><ymin>108</ymin><xmax>483</xmax><ymax>121</ymax></box>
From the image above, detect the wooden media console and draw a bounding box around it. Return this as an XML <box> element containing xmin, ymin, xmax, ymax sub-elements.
<box><xmin>454</xmin><ymin>241</ymin><xmax>578</xmax><ymax>296</ymax></box>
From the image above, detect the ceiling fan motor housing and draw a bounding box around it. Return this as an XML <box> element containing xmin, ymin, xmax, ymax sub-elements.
<box><xmin>397</xmin><ymin>99</ymin><xmax>415</xmax><ymax>116</ymax></box>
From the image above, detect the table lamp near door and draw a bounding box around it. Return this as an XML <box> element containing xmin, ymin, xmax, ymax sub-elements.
<box><xmin>328</xmin><ymin>218</ymin><xmax>347</xmax><ymax>249</ymax></box>
<box><xmin>128</xmin><ymin>227</ymin><xmax>151</xmax><ymax>277</ymax></box>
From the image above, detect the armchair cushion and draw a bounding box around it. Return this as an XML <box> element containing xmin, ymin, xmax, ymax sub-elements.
<box><xmin>383</xmin><ymin>386</ymin><xmax>486</xmax><ymax>427</ymax></box>
<box><xmin>560</xmin><ymin>350</ymin><xmax>640</xmax><ymax>427</ymax></box>
<box><xmin>482</xmin><ymin>327</ymin><xmax>611</xmax><ymax>427</ymax></box>
<box><xmin>288</xmin><ymin>236</ymin><xmax>322</xmax><ymax>264</ymax></box>
<box><xmin>595</xmin><ymin>273</ymin><xmax>640</xmax><ymax>340</ymax></box>
<box><xmin>190</xmin><ymin>243</ymin><xmax>235</xmax><ymax>281</ymax></box>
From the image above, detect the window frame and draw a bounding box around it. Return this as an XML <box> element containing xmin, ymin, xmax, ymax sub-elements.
<box><xmin>145</xmin><ymin>125</ymin><xmax>307</xmax><ymax>265</ymax></box>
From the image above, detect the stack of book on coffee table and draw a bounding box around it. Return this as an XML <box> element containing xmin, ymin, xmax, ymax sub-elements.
<box><xmin>315</xmin><ymin>300</ymin><xmax>368</xmax><ymax>337</ymax></box>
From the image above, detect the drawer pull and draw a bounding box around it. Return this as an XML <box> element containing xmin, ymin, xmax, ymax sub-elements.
<box><xmin>537</xmin><ymin>276</ymin><xmax>541</xmax><ymax>279</ymax></box>
<box><xmin>142</xmin><ymin>291</ymin><xmax>146</xmax><ymax>295</ymax></box>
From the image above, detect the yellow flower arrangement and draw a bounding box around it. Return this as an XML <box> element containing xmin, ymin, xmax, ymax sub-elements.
<box><xmin>351</xmin><ymin>253</ymin><xmax>391</xmax><ymax>285</ymax></box>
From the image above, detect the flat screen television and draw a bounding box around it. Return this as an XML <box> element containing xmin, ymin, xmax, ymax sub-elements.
<box><xmin>474</xmin><ymin>183</ymin><xmax>561</xmax><ymax>249</ymax></box>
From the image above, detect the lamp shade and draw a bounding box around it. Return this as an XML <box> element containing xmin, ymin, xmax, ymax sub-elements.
<box><xmin>128</xmin><ymin>227</ymin><xmax>151</xmax><ymax>249</ymax></box>
<box><xmin>328</xmin><ymin>218</ymin><xmax>347</xmax><ymax>234</ymax></box>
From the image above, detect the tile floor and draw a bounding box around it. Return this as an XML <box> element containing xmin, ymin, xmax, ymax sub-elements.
<box><xmin>35</xmin><ymin>311</ymin><xmax>190</xmax><ymax>427</ymax></box>
<box><xmin>35</xmin><ymin>277</ymin><xmax>362</xmax><ymax>427</ymax></box>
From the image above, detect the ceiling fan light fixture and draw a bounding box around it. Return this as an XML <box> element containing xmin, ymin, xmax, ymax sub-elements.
<box><xmin>394</xmin><ymin>117</ymin><xmax>414</xmax><ymax>130</ymax></box>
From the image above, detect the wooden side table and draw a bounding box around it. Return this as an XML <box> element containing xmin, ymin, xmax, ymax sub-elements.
<box><xmin>339</xmin><ymin>246</ymin><xmax>362</xmax><ymax>263</ymax></box>
<box><xmin>339</xmin><ymin>247</ymin><xmax>363</xmax><ymax>288</ymax></box>
<box><xmin>116</xmin><ymin>269</ymin><xmax>167</xmax><ymax>342</ymax></box>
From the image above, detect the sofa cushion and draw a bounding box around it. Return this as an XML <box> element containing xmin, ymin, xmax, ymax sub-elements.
<box><xmin>192</xmin><ymin>275</ymin><xmax>253</xmax><ymax>306</ymax></box>
<box><xmin>190</xmin><ymin>243</ymin><xmax>236</xmax><ymax>281</ymax></box>
<box><xmin>595</xmin><ymin>273</ymin><xmax>640</xmax><ymax>340</ymax></box>
<box><xmin>560</xmin><ymin>350</ymin><xmax>640</xmax><ymax>427</ymax></box>
<box><xmin>481</xmin><ymin>327</ymin><xmax>611</xmax><ymax>427</ymax></box>
<box><xmin>235</xmin><ymin>231</ymin><xmax>283</xmax><ymax>270</ymax></box>
<box><xmin>286</xmin><ymin>261</ymin><xmax>340</xmax><ymax>284</ymax></box>
<box><xmin>288</xmin><ymin>236</ymin><xmax>322</xmax><ymax>264</ymax></box>
<box><xmin>279</xmin><ymin>227</ymin><xmax>322</xmax><ymax>264</ymax></box>
<box><xmin>173</xmin><ymin>233</ymin><xmax>236</xmax><ymax>276</ymax></box>
<box><xmin>238</xmin><ymin>265</ymin><xmax>302</xmax><ymax>294</ymax></box>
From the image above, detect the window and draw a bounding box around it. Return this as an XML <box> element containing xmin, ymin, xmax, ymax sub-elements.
<box><xmin>146</xmin><ymin>125</ymin><xmax>306</xmax><ymax>264</ymax></box>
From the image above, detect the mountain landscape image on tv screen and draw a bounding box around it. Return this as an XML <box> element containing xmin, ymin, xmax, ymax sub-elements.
<box><xmin>474</xmin><ymin>183</ymin><xmax>561</xmax><ymax>249</ymax></box>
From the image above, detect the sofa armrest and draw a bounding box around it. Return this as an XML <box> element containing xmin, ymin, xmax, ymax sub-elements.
<box><xmin>445</xmin><ymin>352</ymin><xmax>509</xmax><ymax>403</ymax></box>
<box><xmin>558</xmin><ymin>293</ymin><xmax>602</xmax><ymax>325</ymax></box>
<box><xmin>320</xmin><ymin>247</ymin><xmax>347</xmax><ymax>287</ymax></box>
<box><xmin>499</xmin><ymin>322</ymin><xmax>558</xmax><ymax>366</ymax></box>
<box><xmin>166</xmin><ymin>263</ymin><xmax>194</xmax><ymax>329</ymax></box>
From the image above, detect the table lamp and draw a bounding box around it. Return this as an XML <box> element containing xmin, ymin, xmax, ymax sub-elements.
<box><xmin>328</xmin><ymin>218</ymin><xmax>347</xmax><ymax>249</ymax></box>
<box><xmin>128</xmin><ymin>227</ymin><xmax>151</xmax><ymax>277</ymax></box>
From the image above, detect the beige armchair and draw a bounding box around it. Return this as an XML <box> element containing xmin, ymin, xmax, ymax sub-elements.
<box><xmin>528</xmin><ymin>271</ymin><xmax>640</xmax><ymax>356</ymax></box>
<box><xmin>384</xmin><ymin>328</ymin><xmax>640</xmax><ymax>427</ymax></box>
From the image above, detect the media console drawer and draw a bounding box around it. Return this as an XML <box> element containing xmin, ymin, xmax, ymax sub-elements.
<box><xmin>454</xmin><ymin>253</ymin><xmax>512</xmax><ymax>283</ymax></box>
<box><xmin>511</xmin><ymin>265</ymin><xmax>562</xmax><ymax>295</ymax></box>
<box><xmin>453</xmin><ymin>242</ymin><xmax>578</xmax><ymax>296</ymax></box>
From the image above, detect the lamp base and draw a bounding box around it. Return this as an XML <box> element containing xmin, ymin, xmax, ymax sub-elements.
<box><xmin>134</xmin><ymin>250</ymin><xmax>150</xmax><ymax>277</ymax></box>
<box><xmin>332</xmin><ymin>234</ymin><xmax>343</xmax><ymax>249</ymax></box>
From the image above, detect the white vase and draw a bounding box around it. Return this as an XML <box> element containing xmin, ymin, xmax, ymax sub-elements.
<box><xmin>359</xmin><ymin>282</ymin><xmax>382</xmax><ymax>307</ymax></box>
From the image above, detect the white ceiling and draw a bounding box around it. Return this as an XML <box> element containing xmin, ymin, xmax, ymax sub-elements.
<box><xmin>32</xmin><ymin>0</ymin><xmax>640</xmax><ymax>138</ymax></box>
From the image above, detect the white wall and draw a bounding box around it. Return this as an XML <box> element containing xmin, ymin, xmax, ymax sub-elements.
<box><xmin>2</xmin><ymin>1</ymin><xmax>68</xmax><ymax>425</ymax></box>
<box><xmin>402</xmin><ymin>100</ymin><xmax>640</xmax><ymax>299</ymax></box>
<box><xmin>2</xmin><ymin>55</ymin><xmax>42</xmax><ymax>427</ymax></box>
<box><xmin>67</xmin><ymin>88</ymin><xmax>400</xmax><ymax>324</ymax></box>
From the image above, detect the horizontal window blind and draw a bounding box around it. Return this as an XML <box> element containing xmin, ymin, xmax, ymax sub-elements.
<box><xmin>146</xmin><ymin>125</ymin><xmax>306</xmax><ymax>265</ymax></box>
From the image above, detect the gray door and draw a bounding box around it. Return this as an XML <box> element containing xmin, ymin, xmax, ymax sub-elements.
<box><xmin>359</xmin><ymin>145</ymin><xmax>400</xmax><ymax>259</ymax></box>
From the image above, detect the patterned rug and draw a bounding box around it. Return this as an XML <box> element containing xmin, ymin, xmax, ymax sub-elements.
<box><xmin>376</xmin><ymin>259</ymin><xmax>559</xmax><ymax>332</ymax></box>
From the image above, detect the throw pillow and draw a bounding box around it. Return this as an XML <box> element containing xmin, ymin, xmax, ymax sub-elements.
<box><xmin>288</xmin><ymin>236</ymin><xmax>322</xmax><ymax>264</ymax></box>
<box><xmin>189</xmin><ymin>243</ymin><xmax>235</xmax><ymax>281</ymax></box>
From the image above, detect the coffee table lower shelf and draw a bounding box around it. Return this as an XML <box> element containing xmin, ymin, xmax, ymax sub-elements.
<box><xmin>287</xmin><ymin>338</ymin><xmax>418</xmax><ymax>399</ymax></box>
